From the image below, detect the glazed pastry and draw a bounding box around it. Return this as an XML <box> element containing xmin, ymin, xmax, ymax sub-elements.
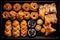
<box><xmin>28</xmin><ymin>20</ymin><xmax>36</xmax><ymax>28</ymax></box>
<box><xmin>12</xmin><ymin>20</ymin><xmax>19</xmax><ymax>27</ymax></box>
<box><xmin>21</xmin><ymin>20</ymin><xmax>27</xmax><ymax>27</ymax></box>
<box><xmin>5</xmin><ymin>20</ymin><xmax>11</xmax><ymax>25</ymax></box>
<box><xmin>30</xmin><ymin>2</ymin><xmax>38</xmax><ymax>11</ymax></box>
<box><xmin>17</xmin><ymin>11</ymin><xmax>24</xmax><ymax>21</ymax></box>
<box><xmin>12</xmin><ymin>30</ymin><xmax>20</xmax><ymax>37</ymax></box>
<box><xmin>31</xmin><ymin>12</ymin><xmax>38</xmax><ymax>20</ymax></box>
<box><xmin>37</xmin><ymin>19</ymin><xmax>43</xmax><ymax>25</ymax></box>
<box><xmin>9</xmin><ymin>11</ymin><xmax>17</xmax><ymax>20</ymax></box>
<box><xmin>13</xmin><ymin>25</ymin><xmax>20</xmax><ymax>30</ymax></box>
<box><xmin>21</xmin><ymin>29</ymin><xmax>27</xmax><ymax>37</ymax></box>
<box><xmin>22</xmin><ymin>3</ymin><xmax>30</xmax><ymax>11</ymax></box>
<box><xmin>12</xmin><ymin>20</ymin><xmax>20</xmax><ymax>30</ymax></box>
<box><xmin>4</xmin><ymin>3</ymin><xmax>12</xmax><ymax>10</ymax></box>
<box><xmin>13</xmin><ymin>3</ymin><xmax>21</xmax><ymax>11</ymax></box>
<box><xmin>2</xmin><ymin>11</ymin><xmax>10</xmax><ymax>19</ymax></box>
<box><xmin>35</xmin><ymin>25</ymin><xmax>41</xmax><ymax>31</ymax></box>
<box><xmin>24</xmin><ymin>11</ymin><xmax>30</xmax><ymax>20</ymax></box>
<box><xmin>21</xmin><ymin>20</ymin><xmax>28</xmax><ymax>37</ymax></box>
<box><xmin>12</xmin><ymin>20</ymin><xmax>20</xmax><ymax>37</ymax></box>
<box><xmin>5</xmin><ymin>20</ymin><xmax>12</xmax><ymax>37</ymax></box>
<box><xmin>5</xmin><ymin>20</ymin><xmax>12</xmax><ymax>31</ymax></box>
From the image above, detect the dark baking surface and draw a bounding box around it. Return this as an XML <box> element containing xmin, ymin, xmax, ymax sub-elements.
<box><xmin>0</xmin><ymin>0</ymin><xmax>60</xmax><ymax>39</ymax></box>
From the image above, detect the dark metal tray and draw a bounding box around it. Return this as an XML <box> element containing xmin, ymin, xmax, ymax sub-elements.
<box><xmin>0</xmin><ymin>0</ymin><xmax>60</xmax><ymax>39</ymax></box>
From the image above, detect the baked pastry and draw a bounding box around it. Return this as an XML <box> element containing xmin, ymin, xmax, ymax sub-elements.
<box><xmin>30</xmin><ymin>2</ymin><xmax>38</xmax><ymax>11</ymax></box>
<box><xmin>22</xmin><ymin>3</ymin><xmax>30</xmax><ymax>11</ymax></box>
<box><xmin>37</xmin><ymin>19</ymin><xmax>43</xmax><ymax>25</ymax></box>
<box><xmin>43</xmin><ymin>24</ymin><xmax>56</xmax><ymax>36</ymax></box>
<box><xmin>4</xmin><ymin>3</ymin><xmax>12</xmax><ymax>10</ymax></box>
<box><xmin>44</xmin><ymin>4</ymin><xmax>49</xmax><ymax>14</ymax></box>
<box><xmin>2</xmin><ymin>11</ymin><xmax>10</xmax><ymax>19</ymax></box>
<box><xmin>5</xmin><ymin>30</ymin><xmax>11</xmax><ymax>37</ymax></box>
<box><xmin>45</xmin><ymin>14</ymin><xmax>51</xmax><ymax>25</ymax></box>
<box><xmin>9</xmin><ymin>11</ymin><xmax>17</xmax><ymax>20</ymax></box>
<box><xmin>21</xmin><ymin>20</ymin><xmax>27</xmax><ymax>27</ymax></box>
<box><xmin>45</xmin><ymin>13</ymin><xmax>57</xmax><ymax>25</ymax></box>
<box><xmin>12</xmin><ymin>20</ymin><xmax>20</xmax><ymax>37</ymax></box>
<box><xmin>17</xmin><ymin>11</ymin><xmax>24</xmax><ymax>21</ymax></box>
<box><xmin>31</xmin><ymin>12</ymin><xmax>38</xmax><ymax>20</ymax></box>
<box><xmin>13</xmin><ymin>3</ymin><xmax>21</xmax><ymax>11</ymax></box>
<box><xmin>12</xmin><ymin>30</ymin><xmax>20</xmax><ymax>37</ymax></box>
<box><xmin>5</xmin><ymin>20</ymin><xmax>12</xmax><ymax>31</ymax></box>
<box><xmin>12</xmin><ymin>20</ymin><xmax>19</xmax><ymax>27</ymax></box>
<box><xmin>39</xmin><ymin>5</ymin><xmax>45</xmax><ymax>19</ymax></box>
<box><xmin>50</xmin><ymin>3</ymin><xmax>57</xmax><ymax>13</ymax></box>
<box><xmin>21</xmin><ymin>20</ymin><xmax>28</xmax><ymax>37</ymax></box>
<box><xmin>5</xmin><ymin>20</ymin><xmax>12</xmax><ymax>37</ymax></box>
<box><xmin>21</xmin><ymin>28</ymin><xmax>27</xmax><ymax>37</ymax></box>
<box><xmin>24</xmin><ymin>11</ymin><xmax>30</xmax><ymax>20</ymax></box>
<box><xmin>41</xmin><ymin>28</ymin><xmax>45</xmax><ymax>33</ymax></box>
<box><xmin>50</xmin><ymin>13</ymin><xmax>57</xmax><ymax>24</ymax></box>
<box><xmin>35</xmin><ymin>25</ymin><xmax>41</xmax><ymax>31</ymax></box>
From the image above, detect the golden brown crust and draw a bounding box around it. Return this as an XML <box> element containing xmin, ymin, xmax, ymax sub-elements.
<box><xmin>5</xmin><ymin>30</ymin><xmax>11</xmax><ymax>37</ymax></box>
<box><xmin>21</xmin><ymin>20</ymin><xmax>27</xmax><ymax>27</ymax></box>
<box><xmin>43</xmin><ymin>24</ymin><xmax>56</xmax><ymax>36</ymax></box>
<box><xmin>22</xmin><ymin>3</ymin><xmax>30</xmax><ymax>11</ymax></box>
<box><xmin>30</xmin><ymin>2</ymin><xmax>38</xmax><ymax>11</ymax></box>
<box><xmin>13</xmin><ymin>3</ymin><xmax>21</xmax><ymax>11</ymax></box>
<box><xmin>4</xmin><ymin>3</ymin><xmax>12</xmax><ymax>10</ymax></box>
<box><xmin>9</xmin><ymin>11</ymin><xmax>16</xmax><ymax>20</ymax></box>
<box><xmin>21</xmin><ymin>20</ymin><xmax>28</xmax><ymax>37</ymax></box>
<box><xmin>12</xmin><ymin>30</ymin><xmax>20</xmax><ymax>37</ymax></box>
<box><xmin>35</xmin><ymin>25</ymin><xmax>41</xmax><ymax>31</ymax></box>
<box><xmin>44</xmin><ymin>4</ymin><xmax>49</xmax><ymax>14</ymax></box>
<box><xmin>2</xmin><ymin>11</ymin><xmax>10</xmax><ymax>19</ymax></box>
<box><xmin>17</xmin><ymin>11</ymin><xmax>24</xmax><ymax>21</ymax></box>
<box><xmin>31</xmin><ymin>12</ymin><xmax>38</xmax><ymax>20</ymax></box>
<box><xmin>12</xmin><ymin>20</ymin><xmax>19</xmax><ymax>27</ymax></box>
<box><xmin>24</xmin><ymin>11</ymin><xmax>30</xmax><ymax>20</ymax></box>
<box><xmin>39</xmin><ymin>7</ymin><xmax>45</xmax><ymax>19</ymax></box>
<box><xmin>5</xmin><ymin>20</ymin><xmax>12</xmax><ymax>37</ymax></box>
<box><xmin>41</xmin><ymin>28</ymin><xmax>45</xmax><ymax>33</ymax></box>
<box><xmin>37</xmin><ymin>19</ymin><xmax>43</xmax><ymax>25</ymax></box>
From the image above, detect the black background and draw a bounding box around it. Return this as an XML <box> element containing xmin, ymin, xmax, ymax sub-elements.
<box><xmin>0</xmin><ymin>0</ymin><xmax>60</xmax><ymax>39</ymax></box>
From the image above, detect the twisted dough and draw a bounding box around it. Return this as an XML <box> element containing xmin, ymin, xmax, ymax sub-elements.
<box><xmin>17</xmin><ymin>11</ymin><xmax>24</xmax><ymax>21</ymax></box>
<box><xmin>5</xmin><ymin>20</ymin><xmax>12</xmax><ymax>37</ymax></box>
<box><xmin>30</xmin><ymin>2</ymin><xmax>38</xmax><ymax>11</ymax></box>
<box><xmin>9</xmin><ymin>11</ymin><xmax>17</xmax><ymax>20</ymax></box>
<box><xmin>12</xmin><ymin>20</ymin><xmax>20</xmax><ymax>37</ymax></box>
<box><xmin>21</xmin><ymin>20</ymin><xmax>28</xmax><ymax>37</ymax></box>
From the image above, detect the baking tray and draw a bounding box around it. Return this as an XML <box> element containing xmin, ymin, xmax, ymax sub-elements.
<box><xmin>0</xmin><ymin>1</ymin><xmax>60</xmax><ymax>39</ymax></box>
